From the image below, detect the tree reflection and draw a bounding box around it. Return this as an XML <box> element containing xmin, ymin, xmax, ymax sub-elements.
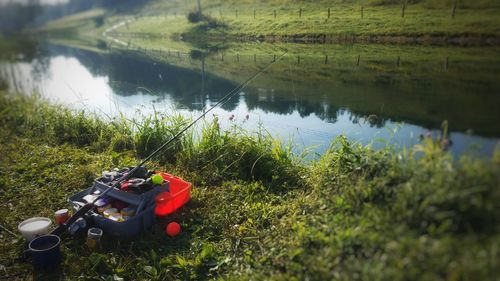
<box><xmin>6</xmin><ymin>43</ymin><xmax>500</xmax><ymax>137</ymax></box>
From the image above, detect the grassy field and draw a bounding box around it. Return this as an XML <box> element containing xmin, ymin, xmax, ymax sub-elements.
<box><xmin>34</xmin><ymin>0</ymin><xmax>500</xmax><ymax>45</ymax></box>
<box><xmin>0</xmin><ymin>90</ymin><xmax>499</xmax><ymax>280</ymax></box>
<box><xmin>110</xmin><ymin>0</ymin><xmax>500</xmax><ymax>43</ymax></box>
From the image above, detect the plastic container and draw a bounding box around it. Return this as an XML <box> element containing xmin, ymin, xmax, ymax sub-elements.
<box><xmin>95</xmin><ymin>198</ymin><xmax>111</xmax><ymax>214</ymax></box>
<box><xmin>154</xmin><ymin>172</ymin><xmax>192</xmax><ymax>216</ymax></box>
<box><xmin>18</xmin><ymin>217</ymin><xmax>52</xmax><ymax>241</ymax></box>
<box><xmin>86</xmin><ymin>228</ymin><xmax>103</xmax><ymax>250</ymax></box>
<box><xmin>108</xmin><ymin>213</ymin><xmax>123</xmax><ymax>222</ymax></box>
<box><xmin>103</xmin><ymin>208</ymin><xmax>118</xmax><ymax>218</ymax></box>
<box><xmin>25</xmin><ymin>234</ymin><xmax>61</xmax><ymax>269</ymax></box>
<box><xmin>69</xmin><ymin>169</ymin><xmax>191</xmax><ymax>238</ymax></box>
<box><xmin>54</xmin><ymin>209</ymin><xmax>69</xmax><ymax>225</ymax></box>
<box><xmin>69</xmin><ymin>181</ymin><xmax>167</xmax><ymax>239</ymax></box>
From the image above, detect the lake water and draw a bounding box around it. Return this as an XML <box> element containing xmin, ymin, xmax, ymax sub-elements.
<box><xmin>1</xmin><ymin>39</ymin><xmax>499</xmax><ymax>157</ymax></box>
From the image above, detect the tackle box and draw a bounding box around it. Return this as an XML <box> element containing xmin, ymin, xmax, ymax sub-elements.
<box><xmin>68</xmin><ymin>171</ymin><xmax>191</xmax><ymax>239</ymax></box>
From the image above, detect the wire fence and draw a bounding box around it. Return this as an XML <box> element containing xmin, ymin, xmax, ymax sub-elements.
<box><xmin>135</xmin><ymin>1</ymin><xmax>464</xmax><ymax>21</ymax></box>
<box><xmin>106</xmin><ymin>42</ymin><xmax>454</xmax><ymax>72</ymax></box>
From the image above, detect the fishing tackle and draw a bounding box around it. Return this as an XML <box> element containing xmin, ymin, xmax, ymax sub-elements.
<box><xmin>51</xmin><ymin>52</ymin><xmax>287</xmax><ymax>236</ymax></box>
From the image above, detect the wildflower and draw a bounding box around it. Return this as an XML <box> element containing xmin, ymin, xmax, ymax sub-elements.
<box><xmin>440</xmin><ymin>138</ymin><xmax>453</xmax><ymax>151</ymax></box>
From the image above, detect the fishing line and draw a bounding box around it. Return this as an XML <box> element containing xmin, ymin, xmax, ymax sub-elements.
<box><xmin>63</xmin><ymin>80</ymin><xmax>119</xmax><ymax>123</ymax></box>
<box><xmin>129</xmin><ymin>53</ymin><xmax>289</xmax><ymax>177</ymax></box>
<box><xmin>136</xmin><ymin>86</ymin><xmax>161</xmax><ymax>97</ymax></box>
<box><xmin>52</xmin><ymin>52</ymin><xmax>288</xmax><ymax>236</ymax></box>
<box><xmin>138</xmin><ymin>51</ymin><xmax>288</xmax><ymax>166</ymax></box>
<box><xmin>0</xmin><ymin>223</ymin><xmax>17</xmax><ymax>237</ymax></box>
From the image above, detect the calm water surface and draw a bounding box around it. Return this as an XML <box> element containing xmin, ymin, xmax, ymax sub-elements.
<box><xmin>1</xmin><ymin>41</ymin><xmax>499</xmax><ymax>157</ymax></box>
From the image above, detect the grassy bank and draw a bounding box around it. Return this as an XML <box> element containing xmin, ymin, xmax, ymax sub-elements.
<box><xmin>34</xmin><ymin>0</ymin><xmax>500</xmax><ymax>45</ymax></box>
<box><xmin>109</xmin><ymin>0</ymin><xmax>500</xmax><ymax>44</ymax></box>
<box><xmin>0</xmin><ymin>91</ymin><xmax>499</xmax><ymax>280</ymax></box>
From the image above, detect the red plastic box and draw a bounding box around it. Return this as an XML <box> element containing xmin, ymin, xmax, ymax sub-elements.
<box><xmin>154</xmin><ymin>172</ymin><xmax>192</xmax><ymax>216</ymax></box>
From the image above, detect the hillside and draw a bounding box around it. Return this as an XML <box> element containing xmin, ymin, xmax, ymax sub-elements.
<box><xmin>110</xmin><ymin>0</ymin><xmax>500</xmax><ymax>44</ymax></box>
<box><xmin>36</xmin><ymin>0</ymin><xmax>500</xmax><ymax>45</ymax></box>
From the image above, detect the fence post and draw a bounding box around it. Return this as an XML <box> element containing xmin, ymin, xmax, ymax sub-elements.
<box><xmin>361</xmin><ymin>6</ymin><xmax>364</xmax><ymax>19</ymax></box>
<box><xmin>401</xmin><ymin>3</ymin><xmax>406</xmax><ymax>18</ymax></box>
<box><xmin>357</xmin><ymin>55</ymin><xmax>360</xmax><ymax>66</ymax></box>
<box><xmin>274</xmin><ymin>10</ymin><xmax>276</xmax><ymax>19</ymax></box>
<box><xmin>328</xmin><ymin>8</ymin><xmax>330</xmax><ymax>18</ymax></box>
<box><xmin>325</xmin><ymin>55</ymin><xmax>328</xmax><ymax>64</ymax></box>
<box><xmin>299</xmin><ymin>8</ymin><xmax>302</xmax><ymax>17</ymax></box>
<box><xmin>451</xmin><ymin>0</ymin><xmax>457</xmax><ymax>18</ymax></box>
<box><xmin>397</xmin><ymin>56</ymin><xmax>400</xmax><ymax>67</ymax></box>
<box><xmin>297</xmin><ymin>55</ymin><xmax>300</xmax><ymax>64</ymax></box>
<box><xmin>273</xmin><ymin>54</ymin><xmax>276</xmax><ymax>62</ymax></box>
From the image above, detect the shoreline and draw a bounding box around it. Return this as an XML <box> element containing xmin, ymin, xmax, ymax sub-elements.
<box><xmin>102</xmin><ymin>31</ymin><xmax>500</xmax><ymax>47</ymax></box>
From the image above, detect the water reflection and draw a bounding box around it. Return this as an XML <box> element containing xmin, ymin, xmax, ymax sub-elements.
<box><xmin>0</xmin><ymin>42</ymin><xmax>498</xmax><ymax>157</ymax></box>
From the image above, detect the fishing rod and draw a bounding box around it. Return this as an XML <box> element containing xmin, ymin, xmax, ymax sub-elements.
<box><xmin>52</xmin><ymin>52</ymin><xmax>287</xmax><ymax>236</ymax></box>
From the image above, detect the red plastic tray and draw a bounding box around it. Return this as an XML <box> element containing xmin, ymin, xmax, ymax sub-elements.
<box><xmin>154</xmin><ymin>172</ymin><xmax>192</xmax><ymax>216</ymax></box>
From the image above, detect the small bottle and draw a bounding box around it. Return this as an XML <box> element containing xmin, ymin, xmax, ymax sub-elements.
<box><xmin>86</xmin><ymin>227</ymin><xmax>103</xmax><ymax>251</ymax></box>
<box><xmin>54</xmin><ymin>209</ymin><xmax>69</xmax><ymax>225</ymax></box>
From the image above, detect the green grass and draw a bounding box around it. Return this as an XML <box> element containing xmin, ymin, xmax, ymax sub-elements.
<box><xmin>0</xmin><ymin>92</ymin><xmax>302</xmax><ymax>187</ymax></box>
<box><xmin>113</xmin><ymin>0</ymin><xmax>500</xmax><ymax>42</ymax></box>
<box><xmin>0</xmin><ymin>90</ymin><xmax>499</xmax><ymax>280</ymax></box>
<box><xmin>139</xmin><ymin>0</ymin><xmax>500</xmax><ymax>15</ymax></box>
<box><xmin>36</xmin><ymin>0</ymin><xmax>500</xmax><ymax>44</ymax></box>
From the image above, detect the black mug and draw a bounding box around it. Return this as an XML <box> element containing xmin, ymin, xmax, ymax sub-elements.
<box><xmin>25</xmin><ymin>234</ymin><xmax>61</xmax><ymax>269</ymax></box>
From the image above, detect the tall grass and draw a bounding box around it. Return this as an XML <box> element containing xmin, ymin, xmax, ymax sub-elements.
<box><xmin>0</xmin><ymin>92</ymin><xmax>303</xmax><ymax>187</ymax></box>
<box><xmin>178</xmin><ymin>118</ymin><xmax>304</xmax><ymax>188</ymax></box>
<box><xmin>134</xmin><ymin>109</ymin><xmax>189</xmax><ymax>162</ymax></box>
